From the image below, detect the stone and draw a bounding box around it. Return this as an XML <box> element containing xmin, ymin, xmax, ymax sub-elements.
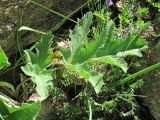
<box><xmin>0</xmin><ymin>0</ymin><xmax>88</xmax><ymax>57</ymax></box>
<box><xmin>141</xmin><ymin>44</ymin><xmax>160</xmax><ymax>120</ymax></box>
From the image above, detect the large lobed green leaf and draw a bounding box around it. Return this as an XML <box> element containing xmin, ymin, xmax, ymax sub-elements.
<box><xmin>21</xmin><ymin>33</ymin><xmax>54</xmax><ymax>98</ymax></box>
<box><xmin>61</xmin><ymin>12</ymin><xmax>148</xmax><ymax>94</ymax></box>
<box><xmin>71</xmin><ymin>21</ymin><xmax>147</xmax><ymax>65</ymax></box>
<box><xmin>24</xmin><ymin>32</ymin><xmax>54</xmax><ymax>69</ymax></box>
<box><xmin>69</xmin><ymin>12</ymin><xmax>93</xmax><ymax>62</ymax></box>
<box><xmin>89</xmin><ymin>56</ymin><xmax>128</xmax><ymax>73</ymax></box>
<box><xmin>0</xmin><ymin>95</ymin><xmax>40</xmax><ymax>120</ymax></box>
<box><xmin>70</xmin><ymin>20</ymin><xmax>147</xmax><ymax>68</ymax></box>
<box><xmin>70</xmin><ymin>20</ymin><xmax>115</xmax><ymax>64</ymax></box>
<box><xmin>21</xmin><ymin>64</ymin><xmax>53</xmax><ymax>97</ymax></box>
<box><xmin>64</xmin><ymin>63</ymin><xmax>104</xmax><ymax>93</ymax></box>
<box><xmin>0</xmin><ymin>48</ymin><xmax>10</xmax><ymax>70</ymax></box>
<box><xmin>96</xmin><ymin>33</ymin><xmax>148</xmax><ymax>57</ymax></box>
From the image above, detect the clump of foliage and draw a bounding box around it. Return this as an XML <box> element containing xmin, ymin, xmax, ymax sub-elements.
<box><xmin>60</xmin><ymin>11</ymin><xmax>147</xmax><ymax>93</ymax></box>
<box><xmin>0</xmin><ymin>48</ymin><xmax>41</xmax><ymax>120</ymax></box>
<box><xmin>0</xmin><ymin>0</ymin><xmax>160</xmax><ymax>120</ymax></box>
<box><xmin>19</xmin><ymin>11</ymin><xmax>149</xmax><ymax>119</ymax></box>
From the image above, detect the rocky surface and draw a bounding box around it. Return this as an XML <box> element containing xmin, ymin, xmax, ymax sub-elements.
<box><xmin>0</xmin><ymin>0</ymin><xmax>87</xmax><ymax>57</ymax></box>
<box><xmin>141</xmin><ymin>44</ymin><xmax>160</xmax><ymax>120</ymax></box>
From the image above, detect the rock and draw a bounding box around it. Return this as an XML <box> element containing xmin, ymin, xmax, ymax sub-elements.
<box><xmin>141</xmin><ymin>44</ymin><xmax>160</xmax><ymax>120</ymax></box>
<box><xmin>26</xmin><ymin>92</ymin><xmax>68</xmax><ymax>120</ymax></box>
<box><xmin>0</xmin><ymin>0</ymin><xmax>87</xmax><ymax>57</ymax></box>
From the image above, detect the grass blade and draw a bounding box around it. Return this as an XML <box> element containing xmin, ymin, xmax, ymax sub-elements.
<box><xmin>112</xmin><ymin>62</ymin><xmax>160</xmax><ymax>88</ymax></box>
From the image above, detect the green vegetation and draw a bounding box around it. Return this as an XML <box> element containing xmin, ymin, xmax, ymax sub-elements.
<box><xmin>0</xmin><ymin>0</ymin><xmax>160</xmax><ymax>119</ymax></box>
<box><xmin>0</xmin><ymin>48</ymin><xmax>41</xmax><ymax>120</ymax></box>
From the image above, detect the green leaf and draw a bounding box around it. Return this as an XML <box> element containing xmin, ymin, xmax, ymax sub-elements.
<box><xmin>0</xmin><ymin>100</ymin><xmax>9</xmax><ymax>116</ymax></box>
<box><xmin>21</xmin><ymin>64</ymin><xmax>41</xmax><ymax>77</ymax></box>
<box><xmin>88</xmin><ymin>71</ymin><xmax>104</xmax><ymax>93</ymax></box>
<box><xmin>61</xmin><ymin>12</ymin><xmax>148</xmax><ymax>94</ymax></box>
<box><xmin>18</xmin><ymin>26</ymin><xmax>46</xmax><ymax>34</ymax></box>
<box><xmin>116</xmin><ymin>46</ymin><xmax>148</xmax><ymax>57</ymax></box>
<box><xmin>96</xmin><ymin>33</ymin><xmax>148</xmax><ymax>57</ymax></box>
<box><xmin>60</xmin><ymin>48</ymin><xmax>71</xmax><ymax>61</ymax></box>
<box><xmin>32</xmin><ymin>70</ymin><xmax>53</xmax><ymax>97</ymax></box>
<box><xmin>64</xmin><ymin>63</ymin><xmax>89</xmax><ymax>79</ymax></box>
<box><xmin>0</xmin><ymin>48</ymin><xmax>10</xmax><ymax>70</ymax></box>
<box><xmin>0</xmin><ymin>114</ymin><xmax>4</xmax><ymax>120</ymax></box>
<box><xmin>70</xmin><ymin>20</ymin><xmax>115</xmax><ymax>64</ymax></box>
<box><xmin>0</xmin><ymin>82</ymin><xmax>15</xmax><ymax>94</ymax></box>
<box><xmin>25</xmin><ymin>33</ymin><xmax>54</xmax><ymax>70</ymax></box>
<box><xmin>70</xmin><ymin>12</ymin><xmax>93</xmax><ymax>62</ymax></box>
<box><xmin>64</xmin><ymin>63</ymin><xmax>104</xmax><ymax>93</ymax></box>
<box><xmin>21</xmin><ymin>64</ymin><xmax>53</xmax><ymax>97</ymax></box>
<box><xmin>89</xmin><ymin>56</ymin><xmax>128</xmax><ymax>73</ymax></box>
<box><xmin>21</xmin><ymin>32</ymin><xmax>54</xmax><ymax>98</ymax></box>
<box><xmin>111</xmin><ymin>62</ymin><xmax>160</xmax><ymax>88</ymax></box>
<box><xmin>103</xmin><ymin>20</ymin><xmax>115</xmax><ymax>47</ymax></box>
<box><xmin>0</xmin><ymin>94</ymin><xmax>41</xmax><ymax>120</ymax></box>
<box><xmin>6</xmin><ymin>102</ymin><xmax>40</xmax><ymax>120</ymax></box>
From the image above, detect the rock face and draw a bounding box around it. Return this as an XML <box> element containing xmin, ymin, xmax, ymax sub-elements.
<box><xmin>141</xmin><ymin>44</ymin><xmax>160</xmax><ymax>120</ymax></box>
<box><xmin>0</xmin><ymin>0</ymin><xmax>87</xmax><ymax>57</ymax></box>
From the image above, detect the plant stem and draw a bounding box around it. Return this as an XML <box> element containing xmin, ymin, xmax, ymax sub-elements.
<box><xmin>113</xmin><ymin>62</ymin><xmax>160</xmax><ymax>88</ymax></box>
<box><xmin>50</xmin><ymin>0</ymin><xmax>91</xmax><ymax>32</ymax></box>
<box><xmin>30</xmin><ymin>0</ymin><xmax>77</xmax><ymax>23</ymax></box>
<box><xmin>88</xmin><ymin>99</ymin><xmax>92</xmax><ymax>120</ymax></box>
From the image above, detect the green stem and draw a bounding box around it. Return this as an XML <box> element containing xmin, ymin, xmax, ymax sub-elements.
<box><xmin>50</xmin><ymin>0</ymin><xmax>90</xmax><ymax>32</ymax></box>
<box><xmin>30</xmin><ymin>0</ymin><xmax>77</xmax><ymax>23</ymax></box>
<box><xmin>0</xmin><ymin>114</ymin><xmax>5</xmax><ymax>120</ymax></box>
<box><xmin>113</xmin><ymin>62</ymin><xmax>160</xmax><ymax>88</ymax></box>
<box><xmin>88</xmin><ymin>99</ymin><xmax>92</xmax><ymax>120</ymax></box>
<box><xmin>16</xmin><ymin>13</ymin><xmax>25</xmax><ymax>62</ymax></box>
